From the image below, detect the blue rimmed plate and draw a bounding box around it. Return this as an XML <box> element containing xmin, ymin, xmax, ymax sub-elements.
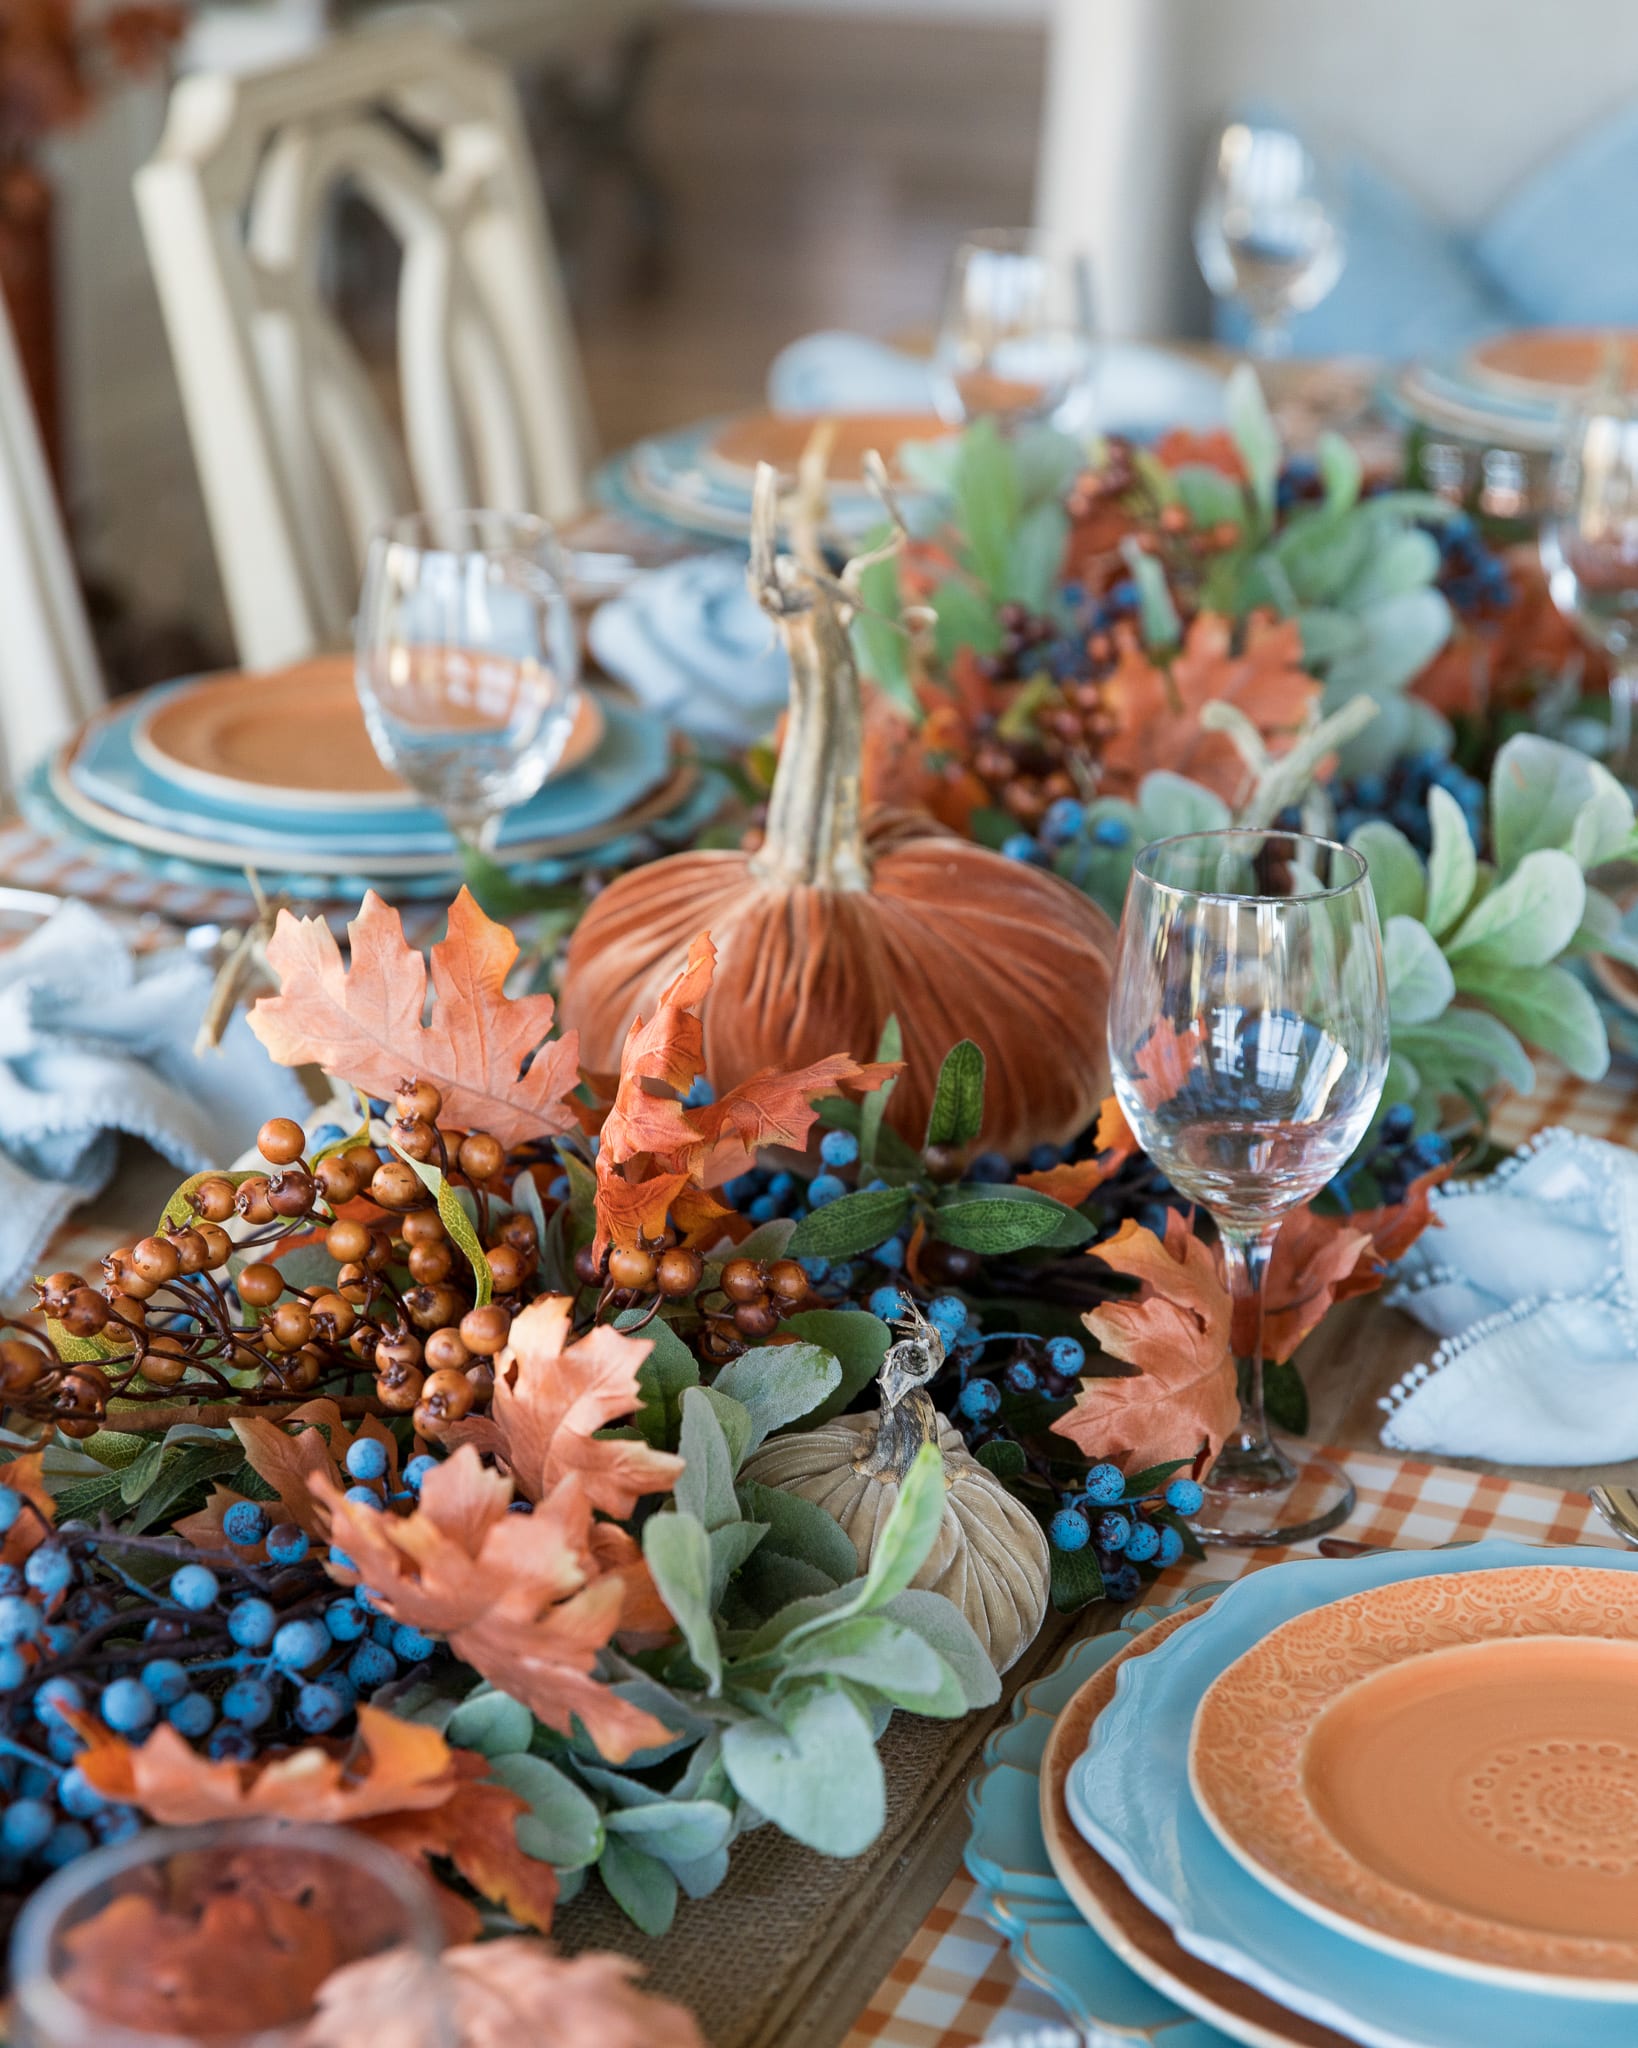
<box><xmin>1067</xmin><ymin>1542</ymin><xmax>1638</xmax><ymax>2048</ymax></box>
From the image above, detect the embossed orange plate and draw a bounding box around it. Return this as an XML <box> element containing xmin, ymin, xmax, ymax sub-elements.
<box><xmin>1189</xmin><ymin>1566</ymin><xmax>1638</xmax><ymax>1996</ymax></box>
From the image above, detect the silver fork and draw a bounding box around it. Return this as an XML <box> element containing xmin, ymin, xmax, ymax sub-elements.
<box><xmin>1588</xmin><ymin>1484</ymin><xmax>1638</xmax><ymax>1548</ymax></box>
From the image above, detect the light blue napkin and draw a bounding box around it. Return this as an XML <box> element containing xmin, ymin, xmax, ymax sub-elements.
<box><xmin>0</xmin><ymin>903</ymin><xmax>308</xmax><ymax>1298</ymax></box>
<box><xmin>1380</xmin><ymin>1127</ymin><xmax>1638</xmax><ymax>1464</ymax></box>
<box><xmin>766</xmin><ymin>329</ymin><xmax>1227</xmax><ymax>438</ymax></box>
<box><xmin>588</xmin><ymin>553</ymin><xmax>789</xmax><ymax>749</ymax></box>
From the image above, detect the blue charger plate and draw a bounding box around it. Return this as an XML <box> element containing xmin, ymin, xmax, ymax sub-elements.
<box><xmin>1068</xmin><ymin>1542</ymin><xmax>1638</xmax><ymax>2048</ymax></box>
<box><xmin>62</xmin><ymin>687</ymin><xmax>670</xmax><ymax>860</ymax></box>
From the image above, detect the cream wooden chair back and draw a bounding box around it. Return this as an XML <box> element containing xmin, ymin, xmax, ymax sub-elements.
<box><xmin>0</xmin><ymin>297</ymin><xmax>103</xmax><ymax>789</ymax></box>
<box><xmin>136</xmin><ymin>25</ymin><xmax>593</xmax><ymax>671</ymax></box>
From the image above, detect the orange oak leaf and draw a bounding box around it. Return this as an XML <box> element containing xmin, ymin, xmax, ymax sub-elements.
<box><xmin>447</xmin><ymin>1295</ymin><xmax>683</xmax><ymax>1516</ymax></box>
<box><xmin>235</xmin><ymin>1400</ymin><xmax>400</xmax><ymax>1541</ymax></box>
<box><xmin>316</xmin><ymin>1450</ymin><xmax>673</xmax><ymax>1764</ymax></box>
<box><xmin>248</xmin><ymin>888</ymin><xmax>580</xmax><ymax>1149</ymax></box>
<box><xmin>309</xmin><ymin>1938</ymin><xmax>709</xmax><ymax>2048</ymax></box>
<box><xmin>0</xmin><ymin>1451</ymin><xmax>53</xmax><ymax>1567</ymax></box>
<box><xmin>1099</xmin><ymin>612</ymin><xmax>1319</xmax><ymax>806</ymax></box>
<box><xmin>1054</xmin><ymin>1214</ymin><xmax>1238</xmax><ymax>1471</ymax></box>
<box><xmin>1016</xmin><ymin>1094</ymin><xmax>1141</xmax><ymax>1205</ymax></box>
<box><xmin>171</xmin><ymin>1483</ymin><xmax>252</xmax><ymax>1560</ymax></box>
<box><xmin>70</xmin><ymin>1706</ymin><xmax>556</xmax><ymax>1942</ymax></box>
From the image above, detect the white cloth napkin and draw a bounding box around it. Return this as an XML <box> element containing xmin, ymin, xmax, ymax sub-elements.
<box><xmin>0</xmin><ymin>902</ymin><xmax>307</xmax><ymax>1297</ymax></box>
<box><xmin>766</xmin><ymin>329</ymin><xmax>1228</xmax><ymax>439</ymax></box>
<box><xmin>587</xmin><ymin>553</ymin><xmax>789</xmax><ymax>749</ymax></box>
<box><xmin>1380</xmin><ymin>1127</ymin><xmax>1638</xmax><ymax>1464</ymax></box>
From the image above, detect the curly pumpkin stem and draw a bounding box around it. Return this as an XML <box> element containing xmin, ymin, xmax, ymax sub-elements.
<box><xmin>747</xmin><ymin>459</ymin><xmax>871</xmax><ymax>894</ymax></box>
<box><xmin>858</xmin><ymin>1305</ymin><xmax>946</xmax><ymax>1480</ymax></box>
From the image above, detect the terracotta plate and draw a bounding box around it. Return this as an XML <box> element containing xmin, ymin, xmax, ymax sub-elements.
<box><xmin>1466</xmin><ymin>328</ymin><xmax>1638</xmax><ymax>401</ymax></box>
<box><xmin>1190</xmin><ymin>1566</ymin><xmax>1638</xmax><ymax>1996</ymax></box>
<box><xmin>706</xmin><ymin>410</ymin><xmax>950</xmax><ymax>483</ymax></box>
<box><xmin>134</xmin><ymin>655</ymin><xmax>603</xmax><ymax>815</ymax></box>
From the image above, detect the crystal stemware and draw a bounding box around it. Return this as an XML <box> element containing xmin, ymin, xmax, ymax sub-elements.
<box><xmin>932</xmin><ymin>228</ymin><xmax>1097</xmax><ymax>432</ymax></box>
<box><xmin>1108</xmin><ymin>830</ymin><xmax>1389</xmax><ymax>1545</ymax></box>
<box><xmin>1194</xmin><ymin>122</ymin><xmax>1344</xmax><ymax>360</ymax></box>
<box><xmin>355</xmin><ymin>508</ymin><xmax>581</xmax><ymax>857</ymax></box>
<box><xmin>1541</xmin><ymin>395</ymin><xmax>1638</xmax><ymax>777</ymax></box>
<box><xmin>9</xmin><ymin>1818</ymin><xmax>451</xmax><ymax>2047</ymax></box>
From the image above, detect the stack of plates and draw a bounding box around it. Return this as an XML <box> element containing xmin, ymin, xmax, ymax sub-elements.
<box><xmin>1003</xmin><ymin>1541</ymin><xmax>1638</xmax><ymax>2047</ymax></box>
<box><xmin>596</xmin><ymin>410</ymin><xmax>950</xmax><ymax>544</ymax></box>
<box><xmin>22</xmin><ymin>660</ymin><xmax>720</xmax><ymax>903</ymax></box>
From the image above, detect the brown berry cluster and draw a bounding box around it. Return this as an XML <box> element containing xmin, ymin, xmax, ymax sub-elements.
<box><xmin>698</xmin><ymin>1256</ymin><xmax>814</xmax><ymax>1362</ymax></box>
<box><xmin>13</xmin><ymin>1082</ymin><xmax>550</xmax><ymax>1441</ymax></box>
<box><xmin>968</xmin><ymin>688</ymin><xmax>1108</xmax><ymax>833</ymax></box>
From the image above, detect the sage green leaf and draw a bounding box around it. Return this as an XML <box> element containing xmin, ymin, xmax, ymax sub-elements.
<box><xmin>860</xmin><ymin>1015</ymin><xmax>902</xmax><ymax>1172</ymax></box>
<box><xmin>676</xmin><ymin>1388</ymin><xmax>742</xmax><ymax>1530</ymax></box>
<box><xmin>1446</xmin><ymin>848</ymin><xmax>1586</xmax><ymax>967</ymax></box>
<box><xmin>737</xmin><ymin>1480</ymin><xmax>860</xmax><ymax>1586</ymax></box>
<box><xmin>924</xmin><ymin>1039</ymin><xmax>987</xmax><ymax>1150</ymax></box>
<box><xmin>1572</xmin><ymin>769</ymin><xmax>1638</xmax><ymax>871</ymax></box>
<box><xmin>1125</xmin><ymin>544</ymin><xmax>1182</xmax><ymax>652</ymax></box>
<box><xmin>738</xmin><ymin>1549</ymin><xmax>842</xmax><ymax>1614</ymax></box>
<box><xmin>954</xmin><ymin>417</ymin><xmax>1020</xmax><ymax>594</ymax></box>
<box><xmin>1226</xmin><ymin>364</ymin><xmax>1279</xmax><ymax>522</ymax></box>
<box><xmin>624</xmin><ymin>1312</ymin><xmax>700</xmax><ymax>1452</ymax></box>
<box><xmin>558</xmin><ymin>1148</ymin><xmax>597</xmax><ymax>1243</ymax></box>
<box><xmin>1452</xmin><ymin>960</ymin><xmax>1609</xmax><ymax>1080</ymax></box>
<box><xmin>782</xmin><ymin>1310</ymin><xmax>890</xmax><ymax>1424</ymax></box>
<box><xmin>604</xmin><ymin>1798</ymin><xmax>735</xmax><ymax>1867</ymax></box>
<box><xmin>1135</xmin><ymin>771</ymin><xmax>1233</xmax><ymax>841</ymax></box>
<box><xmin>445</xmin><ymin>1687</ymin><xmax>532</xmax><ymax>1759</ymax></box>
<box><xmin>775</xmin><ymin>1612</ymin><xmax>960</xmax><ymax>1714</ymax></box>
<box><xmin>486</xmin><ymin>1753</ymin><xmax>603</xmax><ymax>1870</ymax></box>
<box><xmin>699</xmin><ymin>1386</ymin><xmax>753</xmax><ymax>1476</ymax></box>
<box><xmin>719</xmin><ymin>1217</ymin><xmax>797</xmax><ymax>1267</ymax></box>
<box><xmin>721</xmin><ymin>1683</ymin><xmax>885</xmax><ymax>1856</ymax></box>
<box><xmin>669</xmin><ymin>1848</ymin><xmax>732</xmax><ymax>1899</ymax></box>
<box><xmin>707</xmin><ymin>1520</ymin><xmax>767</xmax><ymax>1608</ymax></box>
<box><xmin>1348</xmin><ymin>820</ymin><xmax>1427</xmax><ymax>923</ymax></box>
<box><xmin>1576</xmin><ymin>886</ymin><xmax>1638</xmax><ymax>969</ymax></box>
<box><xmin>1383</xmin><ymin>916</ymin><xmax>1454</xmax><ymax>1028</ymax></box>
<box><xmin>1344</xmin><ymin>528</ymin><xmax>1440</xmax><ymax>607</ymax></box>
<box><xmin>850</xmin><ymin>531</ymin><xmax>914</xmax><ymax>712</ymax></box>
<box><xmin>643</xmin><ymin>1510</ymin><xmax>722</xmax><ymax>1694</ymax></box>
<box><xmin>931</xmin><ymin>1185</ymin><xmax>1093</xmax><ymax>1253</ymax></box>
<box><xmin>598</xmin><ymin>1835</ymin><xmax>677</xmax><ymax>1935</ymax></box>
<box><xmin>786</xmin><ymin>1186</ymin><xmax>911</xmax><ymax>1260</ymax></box>
<box><xmin>1324</xmin><ymin>590</ymin><xmax>1451</xmax><ymax>700</ymax></box>
<box><xmin>1318</xmin><ymin>429</ymin><xmax>1362</xmax><ymax>515</ymax></box>
<box><xmin>876</xmin><ymin>1587</ymin><xmax>1001</xmax><ymax>1709</ymax></box>
<box><xmin>1423</xmin><ymin>784</ymin><xmax>1477</xmax><ymax>938</ymax></box>
<box><xmin>1295</xmin><ymin>607</ymin><xmax>1366</xmax><ymax>666</ymax></box>
<box><xmin>1006</xmin><ymin>500</ymin><xmax>1070</xmax><ymax>611</ymax></box>
<box><xmin>1396</xmin><ymin>1007</ymin><xmax>1535</xmax><ymax>1098</ymax></box>
<box><xmin>1170</xmin><ymin>463</ymin><xmax>1245</xmax><ymax>530</ymax></box>
<box><xmin>931</xmin><ymin>577</ymin><xmax>1003</xmax><ymax>664</ymax></box>
<box><xmin>713</xmin><ymin>1344</ymin><xmax>842</xmax><ymax>1450</ymax></box>
<box><xmin>1491</xmin><ymin>733</ymin><xmax>1622</xmax><ymax>873</ymax></box>
<box><xmin>388</xmin><ymin>1144</ymin><xmax>492</xmax><ymax>1305</ymax></box>
<box><xmin>852</xmin><ymin>1442</ymin><xmax>947</xmax><ymax>1613</ymax></box>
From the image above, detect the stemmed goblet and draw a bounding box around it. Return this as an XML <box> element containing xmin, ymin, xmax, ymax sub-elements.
<box><xmin>1108</xmin><ymin>830</ymin><xmax>1389</xmax><ymax>1545</ymax></box>
<box><xmin>1541</xmin><ymin>392</ymin><xmax>1638</xmax><ymax>779</ymax></box>
<box><xmin>1194</xmin><ymin>121</ymin><xmax>1344</xmax><ymax>360</ymax></box>
<box><xmin>932</xmin><ymin>228</ymin><xmax>1097</xmax><ymax>432</ymax></box>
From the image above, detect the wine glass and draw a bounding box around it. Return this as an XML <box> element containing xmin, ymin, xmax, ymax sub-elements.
<box><xmin>355</xmin><ymin>509</ymin><xmax>581</xmax><ymax>856</ymax></box>
<box><xmin>1108</xmin><ymin>830</ymin><xmax>1389</xmax><ymax>1546</ymax></box>
<box><xmin>9</xmin><ymin>1818</ymin><xmax>451</xmax><ymax>2046</ymax></box>
<box><xmin>1194</xmin><ymin>122</ymin><xmax>1345</xmax><ymax>360</ymax></box>
<box><xmin>1541</xmin><ymin>396</ymin><xmax>1638</xmax><ymax>777</ymax></box>
<box><xmin>932</xmin><ymin>229</ymin><xmax>1097</xmax><ymax>432</ymax></box>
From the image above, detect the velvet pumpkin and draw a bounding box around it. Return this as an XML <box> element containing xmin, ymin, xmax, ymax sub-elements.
<box><xmin>561</xmin><ymin>465</ymin><xmax>1115</xmax><ymax>1157</ymax></box>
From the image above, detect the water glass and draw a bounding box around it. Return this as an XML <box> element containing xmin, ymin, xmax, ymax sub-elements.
<box><xmin>1109</xmin><ymin>830</ymin><xmax>1389</xmax><ymax>1545</ymax></box>
<box><xmin>10</xmin><ymin>1819</ymin><xmax>450</xmax><ymax>2047</ymax></box>
<box><xmin>1194</xmin><ymin>122</ymin><xmax>1344</xmax><ymax>359</ymax></box>
<box><xmin>932</xmin><ymin>229</ymin><xmax>1097</xmax><ymax>431</ymax></box>
<box><xmin>1541</xmin><ymin>398</ymin><xmax>1638</xmax><ymax>775</ymax></box>
<box><xmin>356</xmin><ymin>509</ymin><xmax>581</xmax><ymax>853</ymax></box>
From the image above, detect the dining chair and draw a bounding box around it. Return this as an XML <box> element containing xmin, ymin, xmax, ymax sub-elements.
<box><xmin>135</xmin><ymin>23</ymin><xmax>595</xmax><ymax>671</ymax></box>
<box><xmin>0</xmin><ymin>296</ymin><xmax>104</xmax><ymax>790</ymax></box>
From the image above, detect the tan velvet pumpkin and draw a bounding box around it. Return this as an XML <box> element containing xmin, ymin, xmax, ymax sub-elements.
<box><xmin>559</xmin><ymin>466</ymin><xmax>1115</xmax><ymax>1159</ymax></box>
<box><xmin>739</xmin><ymin>1308</ymin><xmax>1051</xmax><ymax>1673</ymax></box>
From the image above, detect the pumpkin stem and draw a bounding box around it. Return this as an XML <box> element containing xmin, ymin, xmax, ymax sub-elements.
<box><xmin>859</xmin><ymin>1304</ymin><xmax>946</xmax><ymax>1480</ymax></box>
<box><xmin>746</xmin><ymin>459</ymin><xmax>872</xmax><ymax>893</ymax></box>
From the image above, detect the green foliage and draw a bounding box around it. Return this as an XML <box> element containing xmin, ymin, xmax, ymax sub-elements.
<box><xmin>924</xmin><ymin>1040</ymin><xmax>986</xmax><ymax>1149</ymax></box>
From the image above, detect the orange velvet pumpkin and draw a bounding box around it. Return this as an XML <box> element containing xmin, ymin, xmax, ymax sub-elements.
<box><xmin>561</xmin><ymin>468</ymin><xmax>1115</xmax><ymax>1158</ymax></box>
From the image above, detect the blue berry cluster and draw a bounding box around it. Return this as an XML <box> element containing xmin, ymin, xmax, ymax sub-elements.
<box><xmin>1043</xmin><ymin>1466</ymin><xmax>1197</xmax><ymax>1598</ymax></box>
<box><xmin>1322</xmin><ymin>749</ymin><xmax>1485</xmax><ymax>858</ymax></box>
<box><xmin>1432</xmin><ymin>511</ymin><xmax>1513</xmax><ymax>618</ymax></box>
<box><xmin>1327</xmin><ymin>1101</ymin><xmax>1452</xmax><ymax>1211</ymax></box>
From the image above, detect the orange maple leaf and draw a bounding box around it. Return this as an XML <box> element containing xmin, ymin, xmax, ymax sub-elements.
<box><xmin>0</xmin><ymin>1451</ymin><xmax>53</xmax><ymax>1567</ymax></box>
<box><xmin>315</xmin><ymin>1449</ymin><xmax>673</xmax><ymax>1764</ymax></box>
<box><xmin>1054</xmin><ymin>1214</ymin><xmax>1238</xmax><ymax>1472</ymax></box>
<box><xmin>1099</xmin><ymin>612</ymin><xmax>1319</xmax><ymax>806</ymax></box>
<box><xmin>69</xmin><ymin>1705</ymin><xmax>556</xmax><ymax>1942</ymax></box>
<box><xmin>248</xmin><ymin>888</ymin><xmax>581</xmax><ymax>1149</ymax></box>
<box><xmin>1016</xmin><ymin>1094</ymin><xmax>1141</xmax><ymax>1205</ymax></box>
<box><xmin>447</xmin><ymin>1295</ymin><xmax>683</xmax><ymax>1517</ymax></box>
<box><xmin>309</xmin><ymin>1938</ymin><xmax>709</xmax><ymax>2048</ymax></box>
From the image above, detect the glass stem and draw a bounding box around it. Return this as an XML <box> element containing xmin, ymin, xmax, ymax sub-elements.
<box><xmin>1206</xmin><ymin>1220</ymin><xmax>1299</xmax><ymax>1498</ymax></box>
<box><xmin>1246</xmin><ymin>311</ymin><xmax>1291</xmax><ymax>361</ymax></box>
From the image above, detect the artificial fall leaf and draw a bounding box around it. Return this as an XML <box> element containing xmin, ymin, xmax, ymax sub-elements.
<box><xmin>1016</xmin><ymin>1095</ymin><xmax>1141</xmax><ymax>1205</ymax></box>
<box><xmin>448</xmin><ymin>1295</ymin><xmax>683</xmax><ymax>1516</ymax></box>
<box><xmin>316</xmin><ymin>1450</ymin><xmax>673</xmax><ymax>1764</ymax></box>
<box><xmin>69</xmin><ymin>1706</ymin><xmax>557</xmax><ymax>1943</ymax></box>
<box><xmin>307</xmin><ymin>1938</ymin><xmax>708</xmax><ymax>2048</ymax></box>
<box><xmin>248</xmin><ymin>888</ymin><xmax>580</xmax><ymax>1149</ymax></box>
<box><xmin>171</xmin><ymin>1401</ymin><xmax>399</xmax><ymax>1554</ymax></box>
<box><xmin>1055</xmin><ymin>1214</ymin><xmax>1238</xmax><ymax>1472</ymax></box>
<box><xmin>1124</xmin><ymin>1017</ymin><xmax>1206</xmax><ymax>1114</ymax></box>
<box><xmin>1153</xmin><ymin>427</ymin><xmax>1246</xmax><ymax>478</ymax></box>
<box><xmin>1098</xmin><ymin>613</ymin><xmax>1319</xmax><ymax>806</ymax></box>
<box><xmin>0</xmin><ymin>1450</ymin><xmax>52</xmax><ymax>1566</ymax></box>
<box><xmin>1352</xmin><ymin>1163</ymin><xmax>1449</xmax><ymax>1269</ymax></box>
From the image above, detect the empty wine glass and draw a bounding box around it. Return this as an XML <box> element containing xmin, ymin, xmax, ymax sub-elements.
<box><xmin>356</xmin><ymin>509</ymin><xmax>581</xmax><ymax>856</ymax></box>
<box><xmin>1109</xmin><ymin>831</ymin><xmax>1389</xmax><ymax>1546</ymax></box>
<box><xmin>10</xmin><ymin>1819</ymin><xmax>451</xmax><ymax>2047</ymax></box>
<box><xmin>1194</xmin><ymin>122</ymin><xmax>1344</xmax><ymax>360</ymax></box>
<box><xmin>932</xmin><ymin>229</ymin><xmax>1097</xmax><ymax>431</ymax></box>
<box><xmin>1541</xmin><ymin>395</ymin><xmax>1638</xmax><ymax>777</ymax></box>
